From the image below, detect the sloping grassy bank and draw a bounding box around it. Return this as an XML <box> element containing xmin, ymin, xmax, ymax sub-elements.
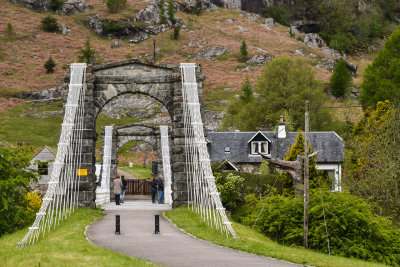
<box><xmin>0</xmin><ymin>208</ymin><xmax>156</xmax><ymax>266</ymax></box>
<box><xmin>165</xmin><ymin>207</ymin><xmax>384</xmax><ymax>267</ymax></box>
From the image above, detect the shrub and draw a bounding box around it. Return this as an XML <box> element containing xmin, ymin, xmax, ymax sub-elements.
<box><xmin>215</xmin><ymin>173</ymin><xmax>244</xmax><ymax>211</ymax></box>
<box><xmin>173</xmin><ymin>27</ymin><xmax>179</xmax><ymax>40</ymax></box>
<box><xmin>239</xmin><ymin>40</ymin><xmax>248</xmax><ymax>62</ymax></box>
<box><xmin>0</xmin><ymin>144</ymin><xmax>38</xmax><ymax>235</ymax></box>
<box><xmin>106</xmin><ymin>0</ymin><xmax>127</xmax><ymax>13</ymax></box>
<box><xmin>5</xmin><ymin>22</ymin><xmax>14</xmax><ymax>36</ymax></box>
<box><xmin>78</xmin><ymin>39</ymin><xmax>100</xmax><ymax>64</ymax></box>
<box><xmin>49</xmin><ymin>0</ymin><xmax>64</xmax><ymax>11</ymax></box>
<box><xmin>26</xmin><ymin>192</ymin><xmax>42</xmax><ymax>212</ymax></box>
<box><xmin>159</xmin><ymin>0</ymin><xmax>167</xmax><ymax>24</ymax></box>
<box><xmin>330</xmin><ymin>58</ymin><xmax>352</xmax><ymax>97</ymax></box>
<box><xmin>103</xmin><ymin>22</ymin><xmax>125</xmax><ymax>34</ymax></box>
<box><xmin>194</xmin><ymin>0</ymin><xmax>203</xmax><ymax>15</ymax></box>
<box><xmin>245</xmin><ymin>191</ymin><xmax>400</xmax><ymax>265</ymax></box>
<box><xmin>41</xmin><ymin>15</ymin><xmax>59</xmax><ymax>32</ymax></box>
<box><xmin>263</xmin><ymin>6</ymin><xmax>290</xmax><ymax>26</ymax></box>
<box><xmin>167</xmin><ymin>0</ymin><xmax>176</xmax><ymax>25</ymax></box>
<box><xmin>44</xmin><ymin>56</ymin><xmax>56</xmax><ymax>73</ymax></box>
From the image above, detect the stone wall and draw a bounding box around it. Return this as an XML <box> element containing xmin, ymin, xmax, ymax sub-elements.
<box><xmin>64</xmin><ymin>59</ymin><xmax>205</xmax><ymax>207</ymax></box>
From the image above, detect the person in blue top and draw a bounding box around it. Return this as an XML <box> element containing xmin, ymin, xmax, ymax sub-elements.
<box><xmin>157</xmin><ymin>176</ymin><xmax>164</xmax><ymax>204</ymax></box>
<box><xmin>151</xmin><ymin>175</ymin><xmax>158</xmax><ymax>204</ymax></box>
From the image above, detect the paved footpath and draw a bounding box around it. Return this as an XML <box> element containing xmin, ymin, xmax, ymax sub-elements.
<box><xmin>87</xmin><ymin>201</ymin><xmax>299</xmax><ymax>267</ymax></box>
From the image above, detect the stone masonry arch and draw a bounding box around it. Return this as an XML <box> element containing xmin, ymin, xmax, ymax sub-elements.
<box><xmin>64</xmin><ymin>59</ymin><xmax>205</xmax><ymax>207</ymax></box>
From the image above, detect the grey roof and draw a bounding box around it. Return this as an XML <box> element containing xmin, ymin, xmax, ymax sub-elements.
<box><xmin>207</xmin><ymin>131</ymin><xmax>344</xmax><ymax>164</ymax></box>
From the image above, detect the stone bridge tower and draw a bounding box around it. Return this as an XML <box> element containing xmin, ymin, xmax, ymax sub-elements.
<box><xmin>64</xmin><ymin>59</ymin><xmax>205</xmax><ymax>207</ymax></box>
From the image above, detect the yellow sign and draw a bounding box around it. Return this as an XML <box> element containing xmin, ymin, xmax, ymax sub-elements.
<box><xmin>77</xmin><ymin>169</ymin><xmax>87</xmax><ymax>176</ymax></box>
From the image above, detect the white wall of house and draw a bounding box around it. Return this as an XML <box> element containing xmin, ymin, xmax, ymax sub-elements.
<box><xmin>315</xmin><ymin>163</ymin><xmax>342</xmax><ymax>191</ymax></box>
<box><xmin>29</xmin><ymin>147</ymin><xmax>56</xmax><ymax>185</ymax></box>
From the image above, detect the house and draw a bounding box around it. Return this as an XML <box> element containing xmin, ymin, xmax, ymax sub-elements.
<box><xmin>29</xmin><ymin>146</ymin><xmax>56</xmax><ymax>193</ymax></box>
<box><xmin>206</xmin><ymin>124</ymin><xmax>344</xmax><ymax>191</ymax></box>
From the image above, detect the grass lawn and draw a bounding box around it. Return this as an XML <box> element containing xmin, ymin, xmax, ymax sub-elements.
<box><xmin>0</xmin><ymin>208</ymin><xmax>157</xmax><ymax>267</ymax></box>
<box><xmin>120</xmin><ymin>165</ymin><xmax>152</xmax><ymax>180</ymax></box>
<box><xmin>165</xmin><ymin>207</ymin><xmax>385</xmax><ymax>267</ymax></box>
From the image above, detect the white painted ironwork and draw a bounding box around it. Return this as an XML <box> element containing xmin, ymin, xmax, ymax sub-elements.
<box><xmin>160</xmin><ymin>125</ymin><xmax>172</xmax><ymax>205</ymax></box>
<box><xmin>180</xmin><ymin>63</ymin><xmax>236</xmax><ymax>238</ymax></box>
<box><xmin>96</xmin><ymin>126</ymin><xmax>113</xmax><ymax>206</ymax></box>
<box><xmin>18</xmin><ymin>63</ymin><xmax>87</xmax><ymax>247</ymax></box>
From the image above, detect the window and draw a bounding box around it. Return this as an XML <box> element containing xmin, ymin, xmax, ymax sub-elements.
<box><xmin>251</xmin><ymin>141</ymin><xmax>269</xmax><ymax>155</ymax></box>
<box><xmin>224</xmin><ymin>146</ymin><xmax>231</xmax><ymax>153</ymax></box>
<box><xmin>38</xmin><ymin>161</ymin><xmax>49</xmax><ymax>175</ymax></box>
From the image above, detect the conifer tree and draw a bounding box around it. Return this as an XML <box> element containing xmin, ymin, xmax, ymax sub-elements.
<box><xmin>239</xmin><ymin>77</ymin><xmax>253</xmax><ymax>103</ymax></box>
<box><xmin>44</xmin><ymin>56</ymin><xmax>56</xmax><ymax>73</ymax></box>
<box><xmin>330</xmin><ymin>58</ymin><xmax>352</xmax><ymax>97</ymax></box>
<box><xmin>240</xmin><ymin>40</ymin><xmax>248</xmax><ymax>62</ymax></box>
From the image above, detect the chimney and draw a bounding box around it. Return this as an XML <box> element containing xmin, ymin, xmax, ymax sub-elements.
<box><xmin>278</xmin><ymin>114</ymin><xmax>286</xmax><ymax>138</ymax></box>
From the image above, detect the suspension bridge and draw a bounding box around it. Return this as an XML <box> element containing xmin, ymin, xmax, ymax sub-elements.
<box><xmin>18</xmin><ymin>61</ymin><xmax>235</xmax><ymax>247</ymax></box>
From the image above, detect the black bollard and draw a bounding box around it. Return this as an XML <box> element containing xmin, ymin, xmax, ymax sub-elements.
<box><xmin>115</xmin><ymin>214</ymin><xmax>120</xmax><ymax>235</ymax></box>
<box><xmin>154</xmin><ymin>214</ymin><xmax>160</xmax><ymax>234</ymax></box>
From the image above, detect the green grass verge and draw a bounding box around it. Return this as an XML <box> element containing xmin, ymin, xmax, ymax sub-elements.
<box><xmin>164</xmin><ymin>207</ymin><xmax>385</xmax><ymax>267</ymax></box>
<box><xmin>0</xmin><ymin>208</ymin><xmax>157</xmax><ymax>266</ymax></box>
<box><xmin>120</xmin><ymin>165</ymin><xmax>152</xmax><ymax>180</ymax></box>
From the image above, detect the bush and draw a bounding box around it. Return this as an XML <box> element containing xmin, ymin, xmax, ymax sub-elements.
<box><xmin>106</xmin><ymin>0</ymin><xmax>127</xmax><ymax>13</ymax></box>
<box><xmin>78</xmin><ymin>39</ymin><xmax>100</xmax><ymax>64</ymax></box>
<box><xmin>5</xmin><ymin>22</ymin><xmax>14</xmax><ymax>36</ymax></box>
<box><xmin>44</xmin><ymin>56</ymin><xmax>56</xmax><ymax>73</ymax></box>
<box><xmin>159</xmin><ymin>0</ymin><xmax>167</xmax><ymax>24</ymax></box>
<box><xmin>0</xmin><ymin>144</ymin><xmax>38</xmax><ymax>235</ymax></box>
<box><xmin>215</xmin><ymin>173</ymin><xmax>244</xmax><ymax>211</ymax></box>
<box><xmin>41</xmin><ymin>15</ymin><xmax>59</xmax><ymax>32</ymax></box>
<box><xmin>245</xmin><ymin>191</ymin><xmax>400</xmax><ymax>265</ymax></box>
<box><xmin>239</xmin><ymin>40</ymin><xmax>248</xmax><ymax>62</ymax></box>
<box><xmin>167</xmin><ymin>0</ymin><xmax>176</xmax><ymax>25</ymax></box>
<box><xmin>173</xmin><ymin>27</ymin><xmax>179</xmax><ymax>40</ymax></box>
<box><xmin>263</xmin><ymin>6</ymin><xmax>290</xmax><ymax>26</ymax></box>
<box><xmin>330</xmin><ymin>59</ymin><xmax>352</xmax><ymax>97</ymax></box>
<box><xmin>103</xmin><ymin>22</ymin><xmax>125</xmax><ymax>34</ymax></box>
<box><xmin>49</xmin><ymin>0</ymin><xmax>64</xmax><ymax>11</ymax></box>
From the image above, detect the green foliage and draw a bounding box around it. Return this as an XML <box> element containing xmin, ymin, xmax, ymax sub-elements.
<box><xmin>346</xmin><ymin>101</ymin><xmax>400</xmax><ymax>219</ymax></box>
<box><xmin>106</xmin><ymin>0</ymin><xmax>127</xmax><ymax>13</ymax></box>
<box><xmin>215</xmin><ymin>173</ymin><xmax>245</xmax><ymax>211</ymax></box>
<box><xmin>330</xmin><ymin>59</ymin><xmax>352</xmax><ymax>97</ymax></box>
<box><xmin>245</xmin><ymin>191</ymin><xmax>400</xmax><ymax>264</ymax></box>
<box><xmin>0</xmin><ymin>144</ymin><xmax>38</xmax><ymax>236</ymax></box>
<box><xmin>360</xmin><ymin>26</ymin><xmax>400</xmax><ymax>109</ymax></box>
<box><xmin>44</xmin><ymin>56</ymin><xmax>56</xmax><ymax>73</ymax></box>
<box><xmin>49</xmin><ymin>0</ymin><xmax>64</xmax><ymax>11</ymax></box>
<box><xmin>167</xmin><ymin>0</ymin><xmax>176</xmax><ymax>25</ymax></box>
<box><xmin>223</xmin><ymin>57</ymin><xmax>335</xmax><ymax>131</ymax></box>
<box><xmin>5</xmin><ymin>22</ymin><xmax>14</xmax><ymax>36</ymax></box>
<box><xmin>159</xmin><ymin>0</ymin><xmax>167</xmax><ymax>24</ymax></box>
<box><xmin>280</xmin><ymin>131</ymin><xmax>326</xmax><ymax>195</ymax></box>
<box><xmin>41</xmin><ymin>15</ymin><xmax>59</xmax><ymax>32</ymax></box>
<box><xmin>239</xmin><ymin>40</ymin><xmax>248</xmax><ymax>62</ymax></box>
<box><xmin>173</xmin><ymin>27</ymin><xmax>180</xmax><ymax>40</ymax></box>
<box><xmin>78</xmin><ymin>39</ymin><xmax>100</xmax><ymax>64</ymax></box>
<box><xmin>239</xmin><ymin>77</ymin><xmax>253</xmax><ymax>103</ymax></box>
<box><xmin>193</xmin><ymin>0</ymin><xmax>203</xmax><ymax>15</ymax></box>
<box><xmin>103</xmin><ymin>22</ymin><xmax>125</xmax><ymax>34</ymax></box>
<box><xmin>263</xmin><ymin>6</ymin><xmax>290</xmax><ymax>26</ymax></box>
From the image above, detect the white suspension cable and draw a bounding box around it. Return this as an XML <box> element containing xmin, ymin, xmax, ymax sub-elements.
<box><xmin>180</xmin><ymin>63</ymin><xmax>236</xmax><ymax>238</ymax></box>
<box><xmin>18</xmin><ymin>63</ymin><xmax>87</xmax><ymax>247</ymax></box>
<box><xmin>160</xmin><ymin>126</ymin><xmax>173</xmax><ymax>205</ymax></box>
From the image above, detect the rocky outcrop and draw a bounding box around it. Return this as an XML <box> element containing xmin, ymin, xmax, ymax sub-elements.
<box><xmin>189</xmin><ymin>46</ymin><xmax>230</xmax><ymax>60</ymax></box>
<box><xmin>135</xmin><ymin>4</ymin><xmax>161</xmax><ymax>24</ymax></box>
<box><xmin>59</xmin><ymin>24</ymin><xmax>70</xmax><ymax>35</ymax></box>
<box><xmin>211</xmin><ymin>0</ymin><xmax>241</xmax><ymax>10</ymax></box>
<box><xmin>9</xmin><ymin>0</ymin><xmax>90</xmax><ymax>14</ymax></box>
<box><xmin>302</xmin><ymin>33</ymin><xmax>326</xmax><ymax>48</ymax></box>
<box><xmin>246</xmin><ymin>54</ymin><xmax>273</xmax><ymax>65</ymax></box>
<box><xmin>18</xmin><ymin>86</ymin><xmax>65</xmax><ymax>101</ymax></box>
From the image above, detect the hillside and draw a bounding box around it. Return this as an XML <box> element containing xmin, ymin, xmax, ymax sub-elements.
<box><xmin>0</xmin><ymin>0</ymin><xmax>374</xmax><ymax>146</ymax></box>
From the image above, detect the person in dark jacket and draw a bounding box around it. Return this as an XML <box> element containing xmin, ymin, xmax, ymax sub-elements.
<box><xmin>158</xmin><ymin>176</ymin><xmax>164</xmax><ymax>204</ymax></box>
<box><xmin>120</xmin><ymin>176</ymin><xmax>127</xmax><ymax>203</ymax></box>
<box><xmin>151</xmin><ymin>175</ymin><xmax>157</xmax><ymax>203</ymax></box>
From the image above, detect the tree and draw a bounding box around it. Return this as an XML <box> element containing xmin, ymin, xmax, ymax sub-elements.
<box><xmin>49</xmin><ymin>0</ymin><xmax>64</xmax><ymax>11</ymax></box>
<box><xmin>41</xmin><ymin>15</ymin><xmax>59</xmax><ymax>32</ymax></box>
<box><xmin>360</xmin><ymin>26</ymin><xmax>400</xmax><ymax>109</ymax></box>
<box><xmin>239</xmin><ymin>40</ymin><xmax>248</xmax><ymax>62</ymax></box>
<box><xmin>0</xmin><ymin>144</ymin><xmax>38</xmax><ymax>235</ymax></box>
<box><xmin>239</xmin><ymin>77</ymin><xmax>253</xmax><ymax>103</ymax></box>
<box><xmin>330</xmin><ymin>58</ymin><xmax>352</xmax><ymax>97</ymax></box>
<box><xmin>159</xmin><ymin>0</ymin><xmax>167</xmax><ymax>24</ymax></box>
<box><xmin>44</xmin><ymin>56</ymin><xmax>56</xmax><ymax>73</ymax></box>
<box><xmin>78</xmin><ymin>39</ymin><xmax>100</xmax><ymax>64</ymax></box>
<box><xmin>106</xmin><ymin>0</ymin><xmax>127</xmax><ymax>13</ymax></box>
<box><xmin>346</xmin><ymin>101</ymin><xmax>400</xmax><ymax>219</ymax></box>
<box><xmin>167</xmin><ymin>0</ymin><xmax>176</xmax><ymax>25</ymax></box>
<box><xmin>5</xmin><ymin>22</ymin><xmax>14</xmax><ymax>36</ymax></box>
<box><xmin>173</xmin><ymin>27</ymin><xmax>180</xmax><ymax>40</ymax></box>
<box><xmin>223</xmin><ymin>57</ymin><xmax>335</xmax><ymax>131</ymax></box>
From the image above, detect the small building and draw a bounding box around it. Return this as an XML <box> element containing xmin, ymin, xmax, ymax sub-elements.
<box><xmin>29</xmin><ymin>146</ymin><xmax>56</xmax><ymax>193</ymax></box>
<box><xmin>207</xmin><ymin>125</ymin><xmax>344</xmax><ymax>191</ymax></box>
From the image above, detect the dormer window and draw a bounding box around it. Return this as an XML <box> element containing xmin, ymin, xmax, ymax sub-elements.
<box><xmin>251</xmin><ymin>141</ymin><xmax>268</xmax><ymax>155</ymax></box>
<box><xmin>248</xmin><ymin>131</ymin><xmax>271</xmax><ymax>156</ymax></box>
<box><xmin>224</xmin><ymin>146</ymin><xmax>231</xmax><ymax>153</ymax></box>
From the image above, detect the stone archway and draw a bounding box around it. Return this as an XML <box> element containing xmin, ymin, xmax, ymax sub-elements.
<box><xmin>64</xmin><ymin>59</ymin><xmax>205</xmax><ymax>207</ymax></box>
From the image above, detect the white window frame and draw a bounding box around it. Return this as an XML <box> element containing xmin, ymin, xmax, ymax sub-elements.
<box><xmin>251</xmin><ymin>141</ymin><xmax>269</xmax><ymax>155</ymax></box>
